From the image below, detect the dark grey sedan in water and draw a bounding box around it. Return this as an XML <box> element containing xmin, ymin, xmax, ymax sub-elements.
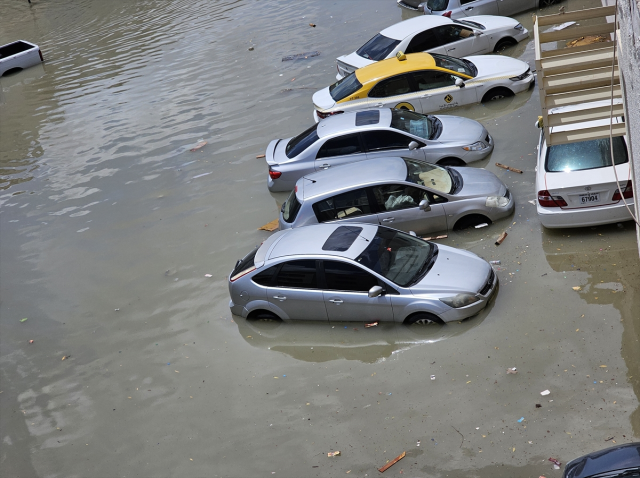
<box><xmin>266</xmin><ymin>108</ymin><xmax>493</xmax><ymax>192</ymax></box>
<box><xmin>279</xmin><ymin>156</ymin><xmax>513</xmax><ymax>234</ymax></box>
<box><xmin>228</xmin><ymin>223</ymin><xmax>497</xmax><ymax>324</ymax></box>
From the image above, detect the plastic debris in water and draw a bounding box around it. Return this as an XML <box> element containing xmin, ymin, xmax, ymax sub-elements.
<box><xmin>430</xmin><ymin>375</ymin><xmax>436</xmax><ymax>380</ymax></box>
<box><xmin>327</xmin><ymin>451</ymin><xmax>341</xmax><ymax>457</ymax></box>
<box><xmin>540</xmin><ymin>390</ymin><xmax>551</xmax><ymax>396</ymax></box>
<box><xmin>20</xmin><ymin>318</ymin><xmax>28</xmax><ymax>323</ymax></box>
<box><xmin>518</xmin><ymin>417</ymin><xmax>525</xmax><ymax>423</ymax></box>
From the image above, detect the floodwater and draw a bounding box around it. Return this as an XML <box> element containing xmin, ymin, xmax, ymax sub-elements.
<box><xmin>1</xmin><ymin>0</ymin><xmax>638</xmax><ymax>476</ymax></box>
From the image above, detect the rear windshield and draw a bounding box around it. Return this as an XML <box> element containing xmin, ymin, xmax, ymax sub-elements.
<box><xmin>282</xmin><ymin>189</ymin><xmax>302</xmax><ymax>223</ymax></box>
<box><xmin>329</xmin><ymin>73</ymin><xmax>363</xmax><ymax>102</ymax></box>
<box><xmin>286</xmin><ymin>124</ymin><xmax>319</xmax><ymax>158</ymax></box>
<box><xmin>545</xmin><ymin>137</ymin><xmax>628</xmax><ymax>172</ymax></box>
<box><xmin>426</xmin><ymin>0</ymin><xmax>449</xmax><ymax>10</ymax></box>
<box><xmin>231</xmin><ymin>247</ymin><xmax>258</xmax><ymax>277</ymax></box>
<box><xmin>431</xmin><ymin>53</ymin><xmax>476</xmax><ymax>77</ymax></box>
<box><xmin>391</xmin><ymin>110</ymin><xmax>438</xmax><ymax>140</ymax></box>
<box><xmin>356</xmin><ymin>33</ymin><xmax>401</xmax><ymax>61</ymax></box>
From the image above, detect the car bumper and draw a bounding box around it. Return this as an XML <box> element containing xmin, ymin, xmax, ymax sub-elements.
<box><xmin>537</xmin><ymin>200</ymin><xmax>635</xmax><ymax>228</ymax></box>
<box><xmin>313</xmin><ymin>109</ymin><xmax>320</xmax><ymax>123</ymax></box>
<box><xmin>514</xmin><ymin>29</ymin><xmax>529</xmax><ymax>43</ymax></box>
<box><xmin>229</xmin><ymin>299</ymin><xmax>248</xmax><ymax>318</ymax></box>
<box><xmin>267</xmin><ymin>175</ymin><xmax>297</xmax><ymax>192</ymax></box>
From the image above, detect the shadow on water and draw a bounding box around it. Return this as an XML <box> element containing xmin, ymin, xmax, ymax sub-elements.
<box><xmin>541</xmin><ymin>221</ymin><xmax>640</xmax><ymax>437</ymax></box>
<box><xmin>232</xmin><ymin>288</ymin><xmax>497</xmax><ymax>363</ymax></box>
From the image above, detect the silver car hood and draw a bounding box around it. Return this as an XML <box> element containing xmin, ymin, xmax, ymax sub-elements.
<box><xmin>411</xmin><ymin>244</ymin><xmax>490</xmax><ymax>294</ymax></box>
<box><xmin>436</xmin><ymin>115</ymin><xmax>485</xmax><ymax>144</ymax></box>
<box><xmin>456</xmin><ymin>167</ymin><xmax>507</xmax><ymax>197</ymax></box>
<box><xmin>313</xmin><ymin>87</ymin><xmax>336</xmax><ymax>111</ymax></box>
<box><xmin>466</xmin><ymin>55</ymin><xmax>528</xmax><ymax>80</ymax></box>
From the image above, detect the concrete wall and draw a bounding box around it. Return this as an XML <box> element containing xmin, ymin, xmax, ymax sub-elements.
<box><xmin>615</xmin><ymin>0</ymin><xmax>640</xmax><ymax>254</ymax></box>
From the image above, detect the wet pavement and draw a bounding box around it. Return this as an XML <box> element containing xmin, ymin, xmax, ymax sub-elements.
<box><xmin>1</xmin><ymin>0</ymin><xmax>638</xmax><ymax>476</ymax></box>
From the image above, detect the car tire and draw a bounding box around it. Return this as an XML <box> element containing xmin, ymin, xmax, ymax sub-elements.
<box><xmin>247</xmin><ymin>309</ymin><xmax>281</xmax><ymax>321</ymax></box>
<box><xmin>437</xmin><ymin>157</ymin><xmax>465</xmax><ymax>167</ymax></box>
<box><xmin>494</xmin><ymin>38</ymin><xmax>517</xmax><ymax>53</ymax></box>
<box><xmin>482</xmin><ymin>87</ymin><xmax>514</xmax><ymax>103</ymax></box>
<box><xmin>405</xmin><ymin>312</ymin><xmax>443</xmax><ymax>325</ymax></box>
<box><xmin>453</xmin><ymin>214</ymin><xmax>491</xmax><ymax>230</ymax></box>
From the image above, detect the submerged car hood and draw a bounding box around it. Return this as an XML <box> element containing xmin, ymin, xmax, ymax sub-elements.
<box><xmin>436</xmin><ymin>115</ymin><xmax>485</xmax><ymax>144</ymax></box>
<box><xmin>465</xmin><ymin>15</ymin><xmax>520</xmax><ymax>32</ymax></box>
<box><xmin>313</xmin><ymin>87</ymin><xmax>337</xmax><ymax>111</ymax></box>
<box><xmin>411</xmin><ymin>244</ymin><xmax>490</xmax><ymax>294</ymax></box>
<box><xmin>467</xmin><ymin>55</ymin><xmax>528</xmax><ymax>80</ymax></box>
<box><xmin>456</xmin><ymin>167</ymin><xmax>507</xmax><ymax>197</ymax></box>
<box><xmin>337</xmin><ymin>52</ymin><xmax>373</xmax><ymax>71</ymax></box>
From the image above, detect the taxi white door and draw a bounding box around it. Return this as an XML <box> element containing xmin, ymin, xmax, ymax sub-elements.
<box><xmin>367</xmin><ymin>73</ymin><xmax>423</xmax><ymax>114</ymax></box>
<box><xmin>412</xmin><ymin>70</ymin><xmax>478</xmax><ymax>113</ymax></box>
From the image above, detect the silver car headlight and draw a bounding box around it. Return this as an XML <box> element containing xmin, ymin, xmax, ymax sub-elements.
<box><xmin>440</xmin><ymin>293</ymin><xmax>481</xmax><ymax>309</ymax></box>
<box><xmin>510</xmin><ymin>69</ymin><xmax>531</xmax><ymax>81</ymax></box>
<box><xmin>513</xmin><ymin>23</ymin><xmax>524</xmax><ymax>31</ymax></box>
<box><xmin>486</xmin><ymin>196</ymin><xmax>510</xmax><ymax>208</ymax></box>
<box><xmin>462</xmin><ymin>141</ymin><xmax>486</xmax><ymax>151</ymax></box>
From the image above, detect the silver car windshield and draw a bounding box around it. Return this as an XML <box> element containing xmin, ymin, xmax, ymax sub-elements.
<box><xmin>390</xmin><ymin>110</ymin><xmax>439</xmax><ymax>141</ymax></box>
<box><xmin>355</xmin><ymin>227</ymin><xmax>437</xmax><ymax>287</ymax></box>
<box><xmin>403</xmin><ymin>158</ymin><xmax>453</xmax><ymax>194</ymax></box>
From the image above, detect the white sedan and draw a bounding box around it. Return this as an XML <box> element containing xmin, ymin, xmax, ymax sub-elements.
<box><xmin>398</xmin><ymin>0</ymin><xmax>557</xmax><ymax>18</ymax></box>
<box><xmin>336</xmin><ymin>15</ymin><xmax>528</xmax><ymax>79</ymax></box>
<box><xmin>535</xmin><ymin>116</ymin><xmax>635</xmax><ymax>228</ymax></box>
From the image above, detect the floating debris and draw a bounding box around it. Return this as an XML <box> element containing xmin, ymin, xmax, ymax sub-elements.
<box><xmin>282</xmin><ymin>51</ymin><xmax>320</xmax><ymax>61</ymax></box>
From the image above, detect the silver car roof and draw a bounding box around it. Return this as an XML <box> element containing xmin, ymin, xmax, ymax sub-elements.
<box><xmin>316</xmin><ymin>109</ymin><xmax>393</xmax><ymax>139</ymax></box>
<box><xmin>263</xmin><ymin>223</ymin><xmax>379</xmax><ymax>261</ymax></box>
<box><xmin>300</xmin><ymin>157</ymin><xmax>408</xmax><ymax>200</ymax></box>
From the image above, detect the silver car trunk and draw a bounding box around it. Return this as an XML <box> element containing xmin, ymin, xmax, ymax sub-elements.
<box><xmin>545</xmin><ymin>171</ymin><xmax>631</xmax><ymax>209</ymax></box>
<box><xmin>411</xmin><ymin>244</ymin><xmax>490</xmax><ymax>294</ymax></box>
<box><xmin>312</xmin><ymin>87</ymin><xmax>337</xmax><ymax>111</ymax></box>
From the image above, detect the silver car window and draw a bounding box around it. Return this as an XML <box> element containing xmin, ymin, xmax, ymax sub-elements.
<box><xmin>316</xmin><ymin>133</ymin><xmax>363</xmax><ymax>159</ymax></box>
<box><xmin>275</xmin><ymin>260</ymin><xmax>318</xmax><ymax>289</ymax></box>
<box><xmin>282</xmin><ymin>189</ymin><xmax>302</xmax><ymax>223</ymax></box>
<box><xmin>323</xmin><ymin>261</ymin><xmax>379</xmax><ymax>292</ymax></box>
<box><xmin>362</xmin><ymin>130</ymin><xmax>416</xmax><ymax>151</ymax></box>
<box><xmin>252</xmin><ymin>265</ymin><xmax>278</xmax><ymax>287</ymax></box>
<box><xmin>371</xmin><ymin>184</ymin><xmax>428</xmax><ymax>211</ymax></box>
<box><xmin>313</xmin><ymin>188</ymin><xmax>372</xmax><ymax>222</ymax></box>
<box><xmin>426</xmin><ymin>0</ymin><xmax>449</xmax><ymax>10</ymax></box>
<box><xmin>356</xmin><ymin>228</ymin><xmax>436</xmax><ymax>287</ymax></box>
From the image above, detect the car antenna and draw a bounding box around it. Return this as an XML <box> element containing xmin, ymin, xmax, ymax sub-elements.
<box><xmin>304</xmin><ymin>177</ymin><xmax>316</xmax><ymax>184</ymax></box>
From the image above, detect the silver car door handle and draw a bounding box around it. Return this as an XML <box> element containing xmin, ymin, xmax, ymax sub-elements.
<box><xmin>321</xmin><ymin>164</ymin><xmax>331</xmax><ymax>169</ymax></box>
<box><xmin>273</xmin><ymin>295</ymin><xmax>287</xmax><ymax>301</ymax></box>
<box><xmin>329</xmin><ymin>299</ymin><xmax>343</xmax><ymax>304</ymax></box>
<box><xmin>465</xmin><ymin>6</ymin><xmax>473</xmax><ymax>10</ymax></box>
<box><xmin>421</xmin><ymin>94</ymin><xmax>430</xmax><ymax>98</ymax></box>
<box><xmin>449</xmin><ymin>47</ymin><xmax>456</xmax><ymax>51</ymax></box>
<box><xmin>375</xmin><ymin>103</ymin><xmax>383</xmax><ymax>107</ymax></box>
<box><xmin>382</xmin><ymin>218</ymin><xmax>395</xmax><ymax>222</ymax></box>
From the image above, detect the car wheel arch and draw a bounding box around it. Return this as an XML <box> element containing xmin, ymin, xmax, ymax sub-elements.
<box><xmin>493</xmin><ymin>37</ymin><xmax>518</xmax><ymax>52</ymax></box>
<box><xmin>404</xmin><ymin>311</ymin><xmax>444</xmax><ymax>325</ymax></box>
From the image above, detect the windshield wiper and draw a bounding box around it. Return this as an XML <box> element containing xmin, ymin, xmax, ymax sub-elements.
<box><xmin>409</xmin><ymin>245</ymin><xmax>439</xmax><ymax>286</ymax></box>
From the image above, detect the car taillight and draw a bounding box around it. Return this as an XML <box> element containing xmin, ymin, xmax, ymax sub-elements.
<box><xmin>316</xmin><ymin>110</ymin><xmax>344</xmax><ymax>120</ymax></box>
<box><xmin>442</xmin><ymin>11</ymin><xmax>452</xmax><ymax>17</ymax></box>
<box><xmin>538</xmin><ymin>190</ymin><xmax>567</xmax><ymax>207</ymax></box>
<box><xmin>269</xmin><ymin>170</ymin><xmax>282</xmax><ymax>180</ymax></box>
<box><xmin>230</xmin><ymin>266</ymin><xmax>256</xmax><ymax>282</ymax></box>
<box><xmin>612</xmin><ymin>180</ymin><xmax>633</xmax><ymax>200</ymax></box>
<box><xmin>38</xmin><ymin>49</ymin><xmax>44</xmax><ymax>61</ymax></box>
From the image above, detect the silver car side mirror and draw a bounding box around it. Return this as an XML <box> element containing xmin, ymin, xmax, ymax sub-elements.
<box><xmin>409</xmin><ymin>231</ymin><xmax>417</xmax><ymax>236</ymax></box>
<box><xmin>473</xmin><ymin>30</ymin><xmax>483</xmax><ymax>36</ymax></box>
<box><xmin>408</xmin><ymin>141</ymin><xmax>420</xmax><ymax>151</ymax></box>
<box><xmin>368</xmin><ymin>285</ymin><xmax>384</xmax><ymax>298</ymax></box>
<box><xmin>419</xmin><ymin>199</ymin><xmax>431</xmax><ymax>211</ymax></box>
<box><xmin>455</xmin><ymin>78</ymin><xmax>465</xmax><ymax>88</ymax></box>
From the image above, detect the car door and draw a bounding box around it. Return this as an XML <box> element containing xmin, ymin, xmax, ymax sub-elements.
<box><xmin>411</xmin><ymin>70</ymin><xmax>478</xmax><ymax>112</ymax></box>
<box><xmin>368</xmin><ymin>73</ymin><xmax>421</xmax><ymax>113</ymax></box>
<box><xmin>312</xmin><ymin>188</ymin><xmax>380</xmax><ymax>226</ymax></box>
<box><xmin>314</xmin><ymin>133</ymin><xmax>367</xmax><ymax>172</ymax></box>
<box><xmin>267</xmin><ymin>260</ymin><xmax>328</xmax><ymax>321</ymax></box>
<box><xmin>459</xmin><ymin>0</ymin><xmax>498</xmax><ymax>16</ymax></box>
<box><xmin>321</xmin><ymin>260</ymin><xmax>395</xmax><ymax>322</ymax></box>
<box><xmin>361</xmin><ymin>130</ymin><xmax>427</xmax><ymax>162</ymax></box>
<box><xmin>370</xmin><ymin>183</ymin><xmax>448</xmax><ymax>234</ymax></box>
<box><xmin>442</xmin><ymin>25</ymin><xmax>490</xmax><ymax>56</ymax></box>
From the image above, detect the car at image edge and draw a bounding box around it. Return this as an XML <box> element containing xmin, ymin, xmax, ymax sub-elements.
<box><xmin>266</xmin><ymin>108</ymin><xmax>493</xmax><ymax>192</ymax></box>
<box><xmin>336</xmin><ymin>14</ymin><xmax>528</xmax><ymax>79</ymax></box>
<box><xmin>398</xmin><ymin>0</ymin><xmax>557</xmax><ymax>18</ymax></box>
<box><xmin>278</xmin><ymin>156</ymin><xmax>514</xmax><ymax>235</ymax></box>
<box><xmin>228</xmin><ymin>223</ymin><xmax>497</xmax><ymax>324</ymax></box>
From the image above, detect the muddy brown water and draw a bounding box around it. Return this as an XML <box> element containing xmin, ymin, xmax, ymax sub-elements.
<box><xmin>1</xmin><ymin>0</ymin><xmax>638</xmax><ymax>476</ymax></box>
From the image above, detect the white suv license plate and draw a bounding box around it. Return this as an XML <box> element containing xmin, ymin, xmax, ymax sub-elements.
<box><xmin>579</xmin><ymin>192</ymin><xmax>600</xmax><ymax>204</ymax></box>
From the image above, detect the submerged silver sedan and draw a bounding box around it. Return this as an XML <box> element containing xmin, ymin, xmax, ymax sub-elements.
<box><xmin>279</xmin><ymin>156</ymin><xmax>513</xmax><ymax>234</ymax></box>
<box><xmin>228</xmin><ymin>223</ymin><xmax>497</xmax><ymax>324</ymax></box>
<box><xmin>266</xmin><ymin>108</ymin><xmax>493</xmax><ymax>192</ymax></box>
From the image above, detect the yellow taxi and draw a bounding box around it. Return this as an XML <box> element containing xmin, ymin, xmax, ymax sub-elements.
<box><xmin>312</xmin><ymin>52</ymin><xmax>533</xmax><ymax>122</ymax></box>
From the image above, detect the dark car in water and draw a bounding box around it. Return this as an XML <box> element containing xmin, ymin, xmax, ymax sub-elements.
<box><xmin>563</xmin><ymin>442</ymin><xmax>640</xmax><ymax>478</ymax></box>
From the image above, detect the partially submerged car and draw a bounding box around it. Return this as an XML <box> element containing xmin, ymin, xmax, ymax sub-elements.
<box><xmin>266</xmin><ymin>108</ymin><xmax>493</xmax><ymax>192</ymax></box>
<box><xmin>399</xmin><ymin>0</ymin><xmax>556</xmax><ymax>17</ymax></box>
<box><xmin>313</xmin><ymin>52</ymin><xmax>533</xmax><ymax>121</ymax></box>
<box><xmin>563</xmin><ymin>442</ymin><xmax>640</xmax><ymax>478</ymax></box>
<box><xmin>279</xmin><ymin>156</ymin><xmax>513</xmax><ymax>234</ymax></box>
<box><xmin>228</xmin><ymin>223</ymin><xmax>498</xmax><ymax>324</ymax></box>
<box><xmin>0</xmin><ymin>40</ymin><xmax>43</xmax><ymax>76</ymax></box>
<box><xmin>336</xmin><ymin>15</ymin><xmax>528</xmax><ymax>79</ymax></box>
<box><xmin>535</xmin><ymin>115</ymin><xmax>634</xmax><ymax>228</ymax></box>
